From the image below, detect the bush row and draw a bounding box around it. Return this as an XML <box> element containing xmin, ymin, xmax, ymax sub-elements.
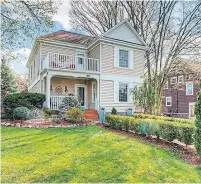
<box><xmin>3</xmin><ymin>92</ymin><xmax>46</xmax><ymax>119</ymax></box>
<box><xmin>133</xmin><ymin>113</ymin><xmax>193</xmax><ymax>124</ymax></box>
<box><xmin>105</xmin><ymin>114</ymin><xmax>194</xmax><ymax>145</ymax></box>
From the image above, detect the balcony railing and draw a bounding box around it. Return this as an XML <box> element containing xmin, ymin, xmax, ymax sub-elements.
<box><xmin>43</xmin><ymin>53</ymin><xmax>100</xmax><ymax>72</ymax></box>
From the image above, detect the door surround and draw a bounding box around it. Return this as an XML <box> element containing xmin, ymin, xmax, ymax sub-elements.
<box><xmin>75</xmin><ymin>84</ymin><xmax>87</xmax><ymax>109</ymax></box>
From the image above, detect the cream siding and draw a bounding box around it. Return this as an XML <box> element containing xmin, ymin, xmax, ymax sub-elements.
<box><xmin>101</xmin><ymin>43</ymin><xmax>144</xmax><ymax>77</ymax></box>
<box><xmin>100</xmin><ymin>80</ymin><xmax>133</xmax><ymax>113</ymax></box>
<box><xmin>88</xmin><ymin>45</ymin><xmax>100</xmax><ymax>59</ymax></box>
<box><xmin>29</xmin><ymin>81</ymin><xmax>41</xmax><ymax>93</ymax></box>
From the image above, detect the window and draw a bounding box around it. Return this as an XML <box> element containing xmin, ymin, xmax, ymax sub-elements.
<box><xmin>119</xmin><ymin>83</ymin><xmax>128</xmax><ymax>102</ymax></box>
<box><xmin>178</xmin><ymin>75</ymin><xmax>183</xmax><ymax>83</ymax></box>
<box><xmin>186</xmin><ymin>82</ymin><xmax>193</xmax><ymax>95</ymax></box>
<box><xmin>119</xmin><ymin>49</ymin><xmax>129</xmax><ymax>68</ymax></box>
<box><xmin>164</xmin><ymin>81</ymin><xmax>168</xmax><ymax>89</ymax></box>
<box><xmin>166</xmin><ymin>97</ymin><xmax>172</xmax><ymax>106</ymax></box>
<box><xmin>92</xmin><ymin>82</ymin><xmax>96</xmax><ymax>103</ymax></box>
<box><xmin>171</xmin><ymin>77</ymin><xmax>177</xmax><ymax>84</ymax></box>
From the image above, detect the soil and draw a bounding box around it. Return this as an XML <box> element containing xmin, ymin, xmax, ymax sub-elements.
<box><xmin>97</xmin><ymin>123</ymin><xmax>201</xmax><ymax>166</ymax></box>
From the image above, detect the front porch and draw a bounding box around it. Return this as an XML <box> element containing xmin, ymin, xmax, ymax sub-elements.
<box><xmin>42</xmin><ymin>75</ymin><xmax>100</xmax><ymax>111</ymax></box>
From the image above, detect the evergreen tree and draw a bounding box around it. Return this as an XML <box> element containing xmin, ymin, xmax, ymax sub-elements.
<box><xmin>194</xmin><ymin>83</ymin><xmax>201</xmax><ymax>158</ymax></box>
<box><xmin>1</xmin><ymin>59</ymin><xmax>17</xmax><ymax>98</ymax></box>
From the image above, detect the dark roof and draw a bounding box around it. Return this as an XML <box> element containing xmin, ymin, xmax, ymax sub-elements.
<box><xmin>39</xmin><ymin>30</ymin><xmax>96</xmax><ymax>46</ymax></box>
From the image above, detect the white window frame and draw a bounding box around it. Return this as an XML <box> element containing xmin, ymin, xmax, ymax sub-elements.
<box><xmin>119</xmin><ymin>49</ymin><xmax>129</xmax><ymax>68</ymax></box>
<box><xmin>163</xmin><ymin>81</ymin><xmax>168</xmax><ymax>89</ymax></box>
<box><xmin>170</xmin><ymin>77</ymin><xmax>177</xmax><ymax>84</ymax></box>
<box><xmin>186</xmin><ymin>81</ymin><xmax>193</xmax><ymax>95</ymax></box>
<box><xmin>119</xmin><ymin>82</ymin><xmax>129</xmax><ymax>102</ymax></box>
<box><xmin>166</xmin><ymin>97</ymin><xmax>172</xmax><ymax>106</ymax></box>
<box><xmin>178</xmin><ymin>75</ymin><xmax>183</xmax><ymax>83</ymax></box>
<box><xmin>92</xmin><ymin>81</ymin><xmax>96</xmax><ymax>104</ymax></box>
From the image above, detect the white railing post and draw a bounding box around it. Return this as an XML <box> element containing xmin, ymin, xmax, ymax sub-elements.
<box><xmin>46</xmin><ymin>74</ymin><xmax>52</xmax><ymax>109</ymax></box>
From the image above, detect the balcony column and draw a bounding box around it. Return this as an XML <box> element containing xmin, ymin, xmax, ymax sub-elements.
<box><xmin>46</xmin><ymin>74</ymin><xmax>52</xmax><ymax>109</ymax></box>
<box><xmin>96</xmin><ymin>78</ymin><xmax>100</xmax><ymax>110</ymax></box>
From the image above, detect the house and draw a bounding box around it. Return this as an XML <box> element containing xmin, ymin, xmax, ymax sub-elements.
<box><xmin>162</xmin><ymin>59</ymin><xmax>201</xmax><ymax>118</ymax></box>
<box><xmin>26</xmin><ymin>20</ymin><xmax>148</xmax><ymax>116</ymax></box>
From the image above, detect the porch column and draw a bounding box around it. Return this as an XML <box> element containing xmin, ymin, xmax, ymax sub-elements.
<box><xmin>46</xmin><ymin>74</ymin><xmax>52</xmax><ymax>109</ymax></box>
<box><xmin>96</xmin><ymin>78</ymin><xmax>100</xmax><ymax>110</ymax></box>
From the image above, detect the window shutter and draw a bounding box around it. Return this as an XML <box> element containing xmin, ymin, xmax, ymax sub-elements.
<box><xmin>129</xmin><ymin>50</ymin><xmax>134</xmax><ymax>69</ymax></box>
<box><xmin>114</xmin><ymin>47</ymin><xmax>119</xmax><ymax>67</ymax></box>
<box><xmin>114</xmin><ymin>81</ymin><xmax>119</xmax><ymax>103</ymax></box>
<box><xmin>128</xmin><ymin>82</ymin><xmax>133</xmax><ymax>103</ymax></box>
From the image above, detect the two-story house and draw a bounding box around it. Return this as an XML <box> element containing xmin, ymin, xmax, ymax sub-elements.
<box><xmin>162</xmin><ymin>59</ymin><xmax>201</xmax><ymax>118</ymax></box>
<box><xmin>26</xmin><ymin>20</ymin><xmax>148</xmax><ymax>116</ymax></box>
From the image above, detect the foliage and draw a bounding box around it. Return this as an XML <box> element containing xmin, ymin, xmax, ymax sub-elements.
<box><xmin>53</xmin><ymin>118</ymin><xmax>61</xmax><ymax>124</ymax></box>
<box><xmin>2</xmin><ymin>126</ymin><xmax>201</xmax><ymax>183</ymax></box>
<box><xmin>105</xmin><ymin>114</ymin><xmax>194</xmax><ymax>145</ymax></box>
<box><xmin>42</xmin><ymin>107</ymin><xmax>52</xmax><ymax>119</ymax></box>
<box><xmin>194</xmin><ymin>82</ymin><xmax>201</xmax><ymax>158</ymax></box>
<box><xmin>111</xmin><ymin>107</ymin><xmax>117</xmax><ymax>115</ymax></box>
<box><xmin>66</xmin><ymin>107</ymin><xmax>83</xmax><ymax>123</ymax></box>
<box><xmin>133</xmin><ymin>113</ymin><xmax>194</xmax><ymax>124</ymax></box>
<box><xmin>3</xmin><ymin>92</ymin><xmax>46</xmax><ymax>119</ymax></box>
<box><xmin>132</xmin><ymin>79</ymin><xmax>161</xmax><ymax>113</ymax></box>
<box><xmin>27</xmin><ymin>108</ymin><xmax>44</xmax><ymax>120</ymax></box>
<box><xmin>15</xmin><ymin>74</ymin><xmax>28</xmax><ymax>92</ymax></box>
<box><xmin>59</xmin><ymin>96</ymin><xmax>81</xmax><ymax>111</ymax></box>
<box><xmin>1</xmin><ymin>60</ymin><xmax>17</xmax><ymax>99</ymax></box>
<box><xmin>13</xmin><ymin>107</ymin><xmax>30</xmax><ymax>120</ymax></box>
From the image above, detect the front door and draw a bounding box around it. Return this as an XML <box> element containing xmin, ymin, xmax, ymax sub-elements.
<box><xmin>75</xmin><ymin>84</ymin><xmax>86</xmax><ymax>109</ymax></box>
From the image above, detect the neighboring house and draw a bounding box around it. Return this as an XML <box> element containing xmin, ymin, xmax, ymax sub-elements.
<box><xmin>162</xmin><ymin>59</ymin><xmax>201</xmax><ymax>118</ymax></box>
<box><xmin>26</xmin><ymin>20</ymin><xmax>148</xmax><ymax>114</ymax></box>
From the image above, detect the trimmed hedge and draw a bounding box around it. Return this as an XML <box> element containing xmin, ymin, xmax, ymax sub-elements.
<box><xmin>133</xmin><ymin>113</ymin><xmax>194</xmax><ymax>124</ymax></box>
<box><xmin>3</xmin><ymin>92</ymin><xmax>46</xmax><ymax>119</ymax></box>
<box><xmin>13</xmin><ymin>107</ymin><xmax>30</xmax><ymax>120</ymax></box>
<box><xmin>105</xmin><ymin>114</ymin><xmax>194</xmax><ymax>145</ymax></box>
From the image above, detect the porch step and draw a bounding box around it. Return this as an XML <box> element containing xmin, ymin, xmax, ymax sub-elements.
<box><xmin>83</xmin><ymin>110</ymin><xmax>99</xmax><ymax>121</ymax></box>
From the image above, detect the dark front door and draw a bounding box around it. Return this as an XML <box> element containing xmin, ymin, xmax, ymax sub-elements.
<box><xmin>77</xmin><ymin>86</ymin><xmax>85</xmax><ymax>107</ymax></box>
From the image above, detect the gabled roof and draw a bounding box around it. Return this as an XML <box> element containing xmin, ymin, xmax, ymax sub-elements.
<box><xmin>39</xmin><ymin>30</ymin><xmax>96</xmax><ymax>46</ymax></box>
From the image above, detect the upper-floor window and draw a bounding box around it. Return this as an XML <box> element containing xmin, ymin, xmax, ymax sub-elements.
<box><xmin>119</xmin><ymin>49</ymin><xmax>129</xmax><ymax>68</ymax></box>
<box><xmin>119</xmin><ymin>82</ymin><xmax>128</xmax><ymax>102</ymax></box>
<box><xmin>164</xmin><ymin>81</ymin><xmax>168</xmax><ymax>89</ymax></box>
<box><xmin>186</xmin><ymin>81</ymin><xmax>193</xmax><ymax>95</ymax></box>
<box><xmin>166</xmin><ymin>97</ymin><xmax>172</xmax><ymax>106</ymax></box>
<box><xmin>178</xmin><ymin>75</ymin><xmax>183</xmax><ymax>83</ymax></box>
<box><xmin>171</xmin><ymin>77</ymin><xmax>177</xmax><ymax>84</ymax></box>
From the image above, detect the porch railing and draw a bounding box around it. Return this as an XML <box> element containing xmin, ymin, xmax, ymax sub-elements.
<box><xmin>50</xmin><ymin>96</ymin><xmax>76</xmax><ymax>110</ymax></box>
<box><xmin>43</xmin><ymin>53</ymin><xmax>100</xmax><ymax>72</ymax></box>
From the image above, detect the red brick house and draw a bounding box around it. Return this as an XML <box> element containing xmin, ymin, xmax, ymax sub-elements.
<box><xmin>162</xmin><ymin>59</ymin><xmax>201</xmax><ymax>118</ymax></box>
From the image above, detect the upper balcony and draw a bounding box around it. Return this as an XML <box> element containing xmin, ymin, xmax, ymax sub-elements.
<box><xmin>42</xmin><ymin>53</ymin><xmax>100</xmax><ymax>73</ymax></box>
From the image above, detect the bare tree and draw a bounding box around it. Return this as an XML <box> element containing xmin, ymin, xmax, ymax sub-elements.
<box><xmin>69</xmin><ymin>0</ymin><xmax>201</xmax><ymax>113</ymax></box>
<box><xmin>1</xmin><ymin>0</ymin><xmax>60</xmax><ymax>60</ymax></box>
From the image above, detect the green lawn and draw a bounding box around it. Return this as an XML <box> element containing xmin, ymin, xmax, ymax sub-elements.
<box><xmin>1</xmin><ymin>126</ymin><xmax>201</xmax><ymax>183</ymax></box>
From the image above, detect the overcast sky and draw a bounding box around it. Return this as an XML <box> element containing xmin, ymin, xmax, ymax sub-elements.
<box><xmin>10</xmin><ymin>1</ymin><xmax>71</xmax><ymax>75</ymax></box>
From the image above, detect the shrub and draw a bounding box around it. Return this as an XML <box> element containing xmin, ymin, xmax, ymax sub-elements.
<box><xmin>53</xmin><ymin>118</ymin><xmax>61</xmax><ymax>124</ymax></box>
<box><xmin>105</xmin><ymin>114</ymin><xmax>194</xmax><ymax>145</ymax></box>
<box><xmin>13</xmin><ymin>107</ymin><xmax>30</xmax><ymax>120</ymax></box>
<box><xmin>27</xmin><ymin>108</ymin><xmax>44</xmax><ymax>120</ymax></box>
<box><xmin>194</xmin><ymin>83</ymin><xmax>201</xmax><ymax>158</ymax></box>
<box><xmin>66</xmin><ymin>107</ymin><xmax>83</xmax><ymax>123</ymax></box>
<box><xmin>111</xmin><ymin>107</ymin><xmax>117</xmax><ymax>115</ymax></box>
<box><xmin>3</xmin><ymin>92</ymin><xmax>45</xmax><ymax>119</ymax></box>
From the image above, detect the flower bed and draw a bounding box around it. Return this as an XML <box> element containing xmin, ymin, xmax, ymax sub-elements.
<box><xmin>1</xmin><ymin>119</ymin><xmax>96</xmax><ymax>128</ymax></box>
<box><xmin>105</xmin><ymin>114</ymin><xmax>194</xmax><ymax>145</ymax></box>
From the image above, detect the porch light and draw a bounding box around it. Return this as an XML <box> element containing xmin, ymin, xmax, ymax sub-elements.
<box><xmin>65</xmin><ymin>86</ymin><xmax>68</xmax><ymax>92</ymax></box>
<box><xmin>84</xmin><ymin>79</ymin><xmax>87</xmax><ymax>85</ymax></box>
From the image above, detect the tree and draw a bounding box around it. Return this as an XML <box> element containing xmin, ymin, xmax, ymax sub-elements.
<box><xmin>16</xmin><ymin>74</ymin><xmax>28</xmax><ymax>92</ymax></box>
<box><xmin>194</xmin><ymin>83</ymin><xmax>201</xmax><ymax>158</ymax></box>
<box><xmin>1</xmin><ymin>58</ymin><xmax>17</xmax><ymax>98</ymax></box>
<box><xmin>1</xmin><ymin>0</ymin><xmax>60</xmax><ymax>60</ymax></box>
<box><xmin>69</xmin><ymin>1</ymin><xmax>201</xmax><ymax>114</ymax></box>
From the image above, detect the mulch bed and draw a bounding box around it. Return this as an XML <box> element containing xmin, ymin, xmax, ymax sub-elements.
<box><xmin>97</xmin><ymin>123</ymin><xmax>201</xmax><ymax>166</ymax></box>
<box><xmin>1</xmin><ymin>119</ymin><xmax>96</xmax><ymax>128</ymax></box>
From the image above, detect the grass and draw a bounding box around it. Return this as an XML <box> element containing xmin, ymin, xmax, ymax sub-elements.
<box><xmin>1</xmin><ymin>126</ymin><xmax>201</xmax><ymax>183</ymax></box>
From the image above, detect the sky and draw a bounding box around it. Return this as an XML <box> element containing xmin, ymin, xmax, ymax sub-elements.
<box><xmin>10</xmin><ymin>1</ymin><xmax>71</xmax><ymax>75</ymax></box>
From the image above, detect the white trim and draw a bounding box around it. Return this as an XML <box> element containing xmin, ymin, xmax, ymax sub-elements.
<box><xmin>178</xmin><ymin>75</ymin><xmax>184</xmax><ymax>83</ymax></box>
<box><xmin>166</xmin><ymin>97</ymin><xmax>172</xmax><ymax>106</ymax></box>
<box><xmin>170</xmin><ymin>77</ymin><xmax>177</xmax><ymax>84</ymax></box>
<box><xmin>75</xmin><ymin>84</ymin><xmax>87</xmax><ymax>109</ymax></box>
<box><xmin>189</xmin><ymin>102</ymin><xmax>196</xmax><ymax>119</ymax></box>
<box><xmin>92</xmin><ymin>81</ymin><xmax>96</xmax><ymax>104</ymax></box>
<box><xmin>186</xmin><ymin>81</ymin><xmax>194</xmax><ymax>95</ymax></box>
<box><xmin>100</xmin><ymin>74</ymin><xmax>143</xmax><ymax>83</ymax></box>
